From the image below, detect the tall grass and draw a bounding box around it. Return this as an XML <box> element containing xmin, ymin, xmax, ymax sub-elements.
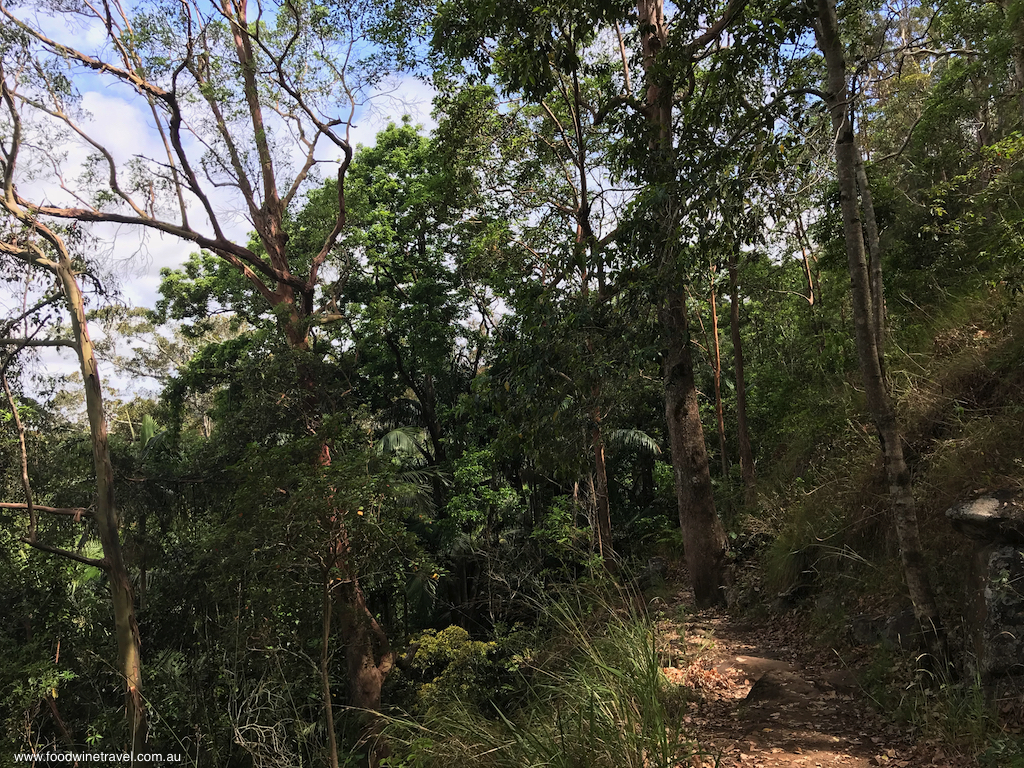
<box><xmin>380</xmin><ymin>589</ymin><xmax>709</xmax><ymax>768</ymax></box>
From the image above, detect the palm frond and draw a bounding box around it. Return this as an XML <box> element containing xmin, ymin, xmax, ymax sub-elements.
<box><xmin>377</xmin><ymin>426</ymin><xmax>427</xmax><ymax>458</ymax></box>
<box><xmin>607</xmin><ymin>429</ymin><xmax>662</xmax><ymax>456</ymax></box>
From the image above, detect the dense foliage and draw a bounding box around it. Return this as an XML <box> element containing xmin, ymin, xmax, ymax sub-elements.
<box><xmin>2</xmin><ymin>0</ymin><xmax>1024</xmax><ymax>764</ymax></box>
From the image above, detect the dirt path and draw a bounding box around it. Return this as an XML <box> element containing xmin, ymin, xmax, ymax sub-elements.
<box><xmin>656</xmin><ymin>584</ymin><xmax>973</xmax><ymax>768</ymax></box>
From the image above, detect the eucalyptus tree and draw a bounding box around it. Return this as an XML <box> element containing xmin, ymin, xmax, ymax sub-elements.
<box><xmin>432</xmin><ymin>0</ymin><xmax>806</xmax><ymax>603</ymax></box>
<box><xmin>0</xmin><ymin>215</ymin><xmax>147</xmax><ymax>747</ymax></box>
<box><xmin>813</xmin><ymin>0</ymin><xmax>944</xmax><ymax>652</ymax></box>
<box><xmin>618</xmin><ymin>0</ymin><xmax>812</xmax><ymax>603</ymax></box>
<box><xmin>432</xmin><ymin>6</ymin><xmax>634</xmax><ymax>563</ymax></box>
<box><xmin>0</xmin><ymin>0</ymin><xmax>419</xmax><ymax>758</ymax></box>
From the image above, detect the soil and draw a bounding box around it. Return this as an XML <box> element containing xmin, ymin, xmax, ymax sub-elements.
<box><xmin>656</xmin><ymin>580</ymin><xmax>978</xmax><ymax>768</ymax></box>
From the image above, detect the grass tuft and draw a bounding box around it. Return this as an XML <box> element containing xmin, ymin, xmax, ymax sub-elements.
<box><xmin>379</xmin><ymin>588</ymin><xmax>712</xmax><ymax>768</ymax></box>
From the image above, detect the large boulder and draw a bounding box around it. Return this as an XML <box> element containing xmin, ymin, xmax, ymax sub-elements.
<box><xmin>965</xmin><ymin>543</ymin><xmax>1024</xmax><ymax>682</ymax></box>
<box><xmin>947</xmin><ymin>493</ymin><xmax>1024</xmax><ymax>691</ymax></box>
<box><xmin>947</xmin><ymin>491</ymin><xmax>1024</xmax><ymax>546</ymax></box>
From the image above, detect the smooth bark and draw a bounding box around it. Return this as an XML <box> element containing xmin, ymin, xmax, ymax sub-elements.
<box><xmin>815</xmin><ymin>0</ymin><xmax>944</xmax><ymax>654</ymax></box>
<box><xmin>591</xmin><ymin>406</ymin><xmax>615</xmax><ymax>561</ymax></box>
<box><xmin>794</xmin><ymin>216</ymin><xmax>817</xmax><ymax>308</ymax></box>
<box><xmin>855</xmin><ymin>153</ymin><xmax>886</xmax><ymax>376</ymax></box>
<box><xmin>3</xmin><ymin>374</ymin><xmax>35</xmax><ymax>541</ymax></box>
<box><xmin>57</xmin><ymin>248</ymin><xmax>148</xmax><ymax>752</ymax></box>
<box><xmin>728</xmin><ymin>258</ymin><xmax>756</xmax><ymax>503</ymax></box>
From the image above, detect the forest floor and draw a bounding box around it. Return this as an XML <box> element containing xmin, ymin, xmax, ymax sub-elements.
<box><xmin>656</xmin><ymin>578</ymin><xmax>978</xmax><ymax>768</ymax></box>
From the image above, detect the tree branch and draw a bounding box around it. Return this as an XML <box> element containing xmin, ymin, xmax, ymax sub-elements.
<box><xmin>0</xmin><ymin>338</ymin><xmax>76</xmax><ymax>348</ymax></box>
<box><xmin>22</xmin><ymin>537</ymin><xmax>108</xmax><ymax>570</ymax></box>
<box><xmin>2</xmin><ymin>374</ymin><xmax>35</xmax><ymax>540</ymax></box>
<box><xmin>0</xmin><ymin>4</ymin><xmax>168</xmax><ymax>100</ymax></box>
<box><xmin>0</xmin><ymin>502</ymin><xmax>93</xmax><ymax>520</ymax></box>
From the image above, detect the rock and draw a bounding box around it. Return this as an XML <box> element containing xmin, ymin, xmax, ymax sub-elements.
<box><xmin>718</xmin><ymin>654</ymin><xmax>796</xmax><ymax>682</ymax></box>
<box><xmin>821</xmin><ymin>669</ymin><xmax>859</xmax><ymax>694</ymax></box>
<box><xmin>946</xmin><ymin>491</ymin><xmax>1024</xmax><ymax>545</ymax></box>
<box><xmin>948</xmin><ymin>492</ymin><xmax>1024</xmax><ymax>693</ymax></box>
<box><xmin>966</xmin><ymin>544</ymin><xmax>1024</xmax><ymax>683</ymax></box>
<box><xmin>745</xmin><ymin>669</ymin><xmax>818</xmax><ymax>703</ymax></box>
<box><xmin>882</xmin><ymin>607</ymin><xmax>929</xmax><ymax>652</ymax></box>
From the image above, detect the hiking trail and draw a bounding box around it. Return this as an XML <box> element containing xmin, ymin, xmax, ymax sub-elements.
<box><xmin>658</xmin><ymin>580</ymin><xmax>975</xmax><ymax>768</ymax></box>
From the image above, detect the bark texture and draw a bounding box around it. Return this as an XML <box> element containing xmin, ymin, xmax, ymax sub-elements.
<box><xmin>662</xmin><ymin>292</ymin><xmax>729</xmax><ymax>606</ymax></box>
<box><xmin>815</xmin><ymin>0</ymin><xmax>944</xmax><ymax>654</ymax></box>
<box><xmin>336</xmin><ymin>573</ymin><xmax>395</xmax><ymax>768</ymax></box>
<box><xmin>638</xmin><ymin>0</ymin><xmax>730</xmax><ymax>604</ymax></box>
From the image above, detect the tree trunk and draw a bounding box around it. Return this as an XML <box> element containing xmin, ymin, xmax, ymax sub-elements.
<box><xmin>336</xmin><ymin>573</ymin><xmax>395</xmax><ymax>768</ymax></box>
<box><xmin>794</xmin><ymin>216</ymin><xmax>817</xmax><ymax>308</ymax></box>
<box><xmin>662</xmin><ymin>292</ymin><xmax>729</xmax><ymax>607</ymax></box>
<box><xmin>999</xmin><ymin>0</ymin><xmax>1024</xmax><ymax>122</ymax></box>
<box><xmin>815</xmin><ymin>0</ymin><xmax>944</xmax><ymax>655</ymax></box>
<box><xmin>710</xmin><ymin>282</ymin><xmax>729</xmax><ymax>479</ymax></box>
<box><xmin>728</xmin><ymin>258</ymin><xmax>756</xmax><ymax>503</ymax></box>
<box><xmin>855</xmin><ymin>153</ymin><xmax>886</xmax><ymax>376</ymax></box>
<box><xmin>638</xmin><ymin>0</ymin><xmax>729</xmax><ymax>604</ymax></box>
<box><xmin>321</xmin><ymin>571</ymin><xmax>341</xmax><ymax>768</ymax></box>
<box><xmin>591</xmin><ymin>402</ymin><xmax>614</xmax><ymax>562</ymax></box>
<box><xmin>56</xmin><ymin>251</ymin><xmax>147</xmax><ymax>752</ymax></box>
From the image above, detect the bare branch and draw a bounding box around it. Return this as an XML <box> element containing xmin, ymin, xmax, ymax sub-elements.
<box><xmin>305</xmin><ymin>147</ymin><xmax>353</xmax><ymax>302</ymax></box>
<box><xmin>0</xmin><ymin>502</ymin><xmax>92</xmax><ymax>520</ymax></box>
<box><xmin>687</xmin><ymin>0</ymin><xmax>749</xmax><ymax>52</ymax></box>
<box><xmin>0</xmin><ymin>4</ymin><xmax>168</xmax><ymax>100</ymax></box>
<box><xmin>22</xmin><ymin>537</ymin><xmax>108</xmax><ymax>569</ymax></box>
<box><xmin>0</xmin><ymin>338</ymin><xmax>77</xmax><ymax>348</ymax></box>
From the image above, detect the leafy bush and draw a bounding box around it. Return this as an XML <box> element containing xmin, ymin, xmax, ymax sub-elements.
<box><xmin>382</xmin><ymin>592</ymin><xmax>705</xmax><ymax>768</ymax></box>
<box><xmin>395</xmin><ymin>625</ymin><xmax>531</xmax><ymax>717</ymax></box>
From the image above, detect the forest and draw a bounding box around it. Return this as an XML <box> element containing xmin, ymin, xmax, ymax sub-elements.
<box><xmin>1</xmin><ymin>0</ymin><xmax>1023</xmax><ymax>765</ymax></box>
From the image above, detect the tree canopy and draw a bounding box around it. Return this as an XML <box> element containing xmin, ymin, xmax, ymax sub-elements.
<box><xmin>3</xmin><ymin>0</ymin><xmax>1024</xmax><ymax>764</ymax></box>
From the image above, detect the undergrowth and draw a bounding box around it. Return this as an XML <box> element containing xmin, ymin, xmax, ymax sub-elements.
<box><xmin>378</xmin><ymin>588</ymin><xmax>709</xmax><ymax>768</ymax></box>
<box><xmin>748</xmin><ymin>288</ymin><xmax>1024</xmax><ymax>763</ymax></box>
<box><xmin>857</xmin><ymin>643</ymin><xmax>1024</xmax><ymax>766</ymax></box>
<box><xmin>758</xmin><ymin>289</ymin><xmax>1024</xmax><ymax>597</ymax></box>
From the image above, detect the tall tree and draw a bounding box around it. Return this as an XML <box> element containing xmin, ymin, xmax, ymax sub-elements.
<box><xmin>728</xmin><ymin>253</ymin><xmax>756</xmax><ymax>502</ymax></box>
<box><xmin>632</xmin><ymin>0</ymin><xmax>746</xmax><ymax>606</ymax></box>
<box><xmin>813</xmin><ymin>0</ymin><xmax>944</xmax><ymax>652</ymax></box>
<box><xmin>0</xmin><ymin>0</ymin><xmax>411</xmax><ymax>758</ymax></box>
<box><xmin>430</xmin><ymin>10</ymin><xmax>628</xmax><ymax>563</ymax></box>
<box><xmin>0</xmin><ymin>210</ymin><xmax>147</xmax><ymax>750</ymax></box>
